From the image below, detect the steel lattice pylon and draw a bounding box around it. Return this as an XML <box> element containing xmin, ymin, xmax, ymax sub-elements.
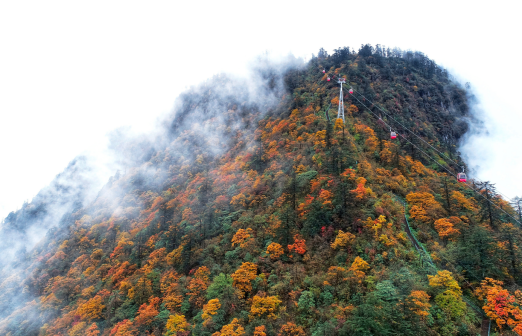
<box><xmin>337</xmin><ymin>78</ymin><xmax>346</xmax><ymax>122</ymax></box>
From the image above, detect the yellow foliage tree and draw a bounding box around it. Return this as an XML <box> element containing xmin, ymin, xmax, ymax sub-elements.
<box><xmin>365</xmin><ymin>215</ymin><xmax>387</xmax><ymax>239</ymax></box>
<box><xmin>428</xmin><ymin>270</ymin><xmax>461</xmax><ymax>294</ymax></box>
<box><xmin>202</xmin><ymin>299</ymin><xmax>221</xmax><ymax>321</ymax></box>
<box><xmin>266</xmin><ymin>242</ymin><xmax>284</xmax><ymax>260</ymax></box>
<box><xmin>428</xmin><ymin>270</ymin><xmax>466</xmax><ymax>319</ymax></box>
<box><xmin>231</xmin><ymin>262</ymin><xmax>258</xmax><ymax>298</ymax></box>
<box><xmin>167</xmin><ymin>245</ymin><xmax>184</xmax><ymax>267</ymax></box>
<box><xmin>249</xmin><ymin>295</ymin><xmax>282</xmax><ymax>320</ymax></box>
<box><xmin>334</xmin><ymin>118</ymin><xmax>344</xmax><ymax>131</ymax></box>
<box><xmin>212</xmin><ymin>318</ymin><xmax>245</xmax><ymax>336</ymax></box>
<box><xmin>77</xmin><ymin>295</ymin><xmax>105</xmax><ymax>321</ymax></box>
<box><xmin>68</xmin><ymin>322</ymin><xmax>87</xmax><ymax>336</ymax></box>
<box><xmin>165</xmin><ymin>314</ymin><xmax>190</xmax><ymax>336</ymax></box>
<box><xmin>349</xmin><ymin>256</ymin><xmax>370</xmax><ymax>283</ymax></box>
<box><xmin>128</xmin><ymin>276</ymin><xmax>153</xmax><ymax>305</ymax></box>
<box><xmin>379</xmin><ymin>141</ymin><xmax>397</xmax><ymax>165</ymax></box>
<box><xmin>451</xmin><ymin>191</ymin><xmax>476</xmax><ymax>212</ymax></box>
<box><xmin>330</xmin><ymin>230</ymin><xmax>356</xmax><ymax>249</ymax></box>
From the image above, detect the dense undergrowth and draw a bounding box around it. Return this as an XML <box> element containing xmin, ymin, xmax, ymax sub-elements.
<box><xmin>1</xmin><ymin>45</ymin><xmax>521</xmax><ymax>336</ymax></box>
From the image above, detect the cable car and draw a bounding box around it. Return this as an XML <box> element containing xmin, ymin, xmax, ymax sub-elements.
<box><xmin>322</xmin><ymin>69</ymin><xmax>325</xmax><ymax>73</ymax></box>
<box><xmin>457</xmin><ymin>172</ymin><xmax>467</xmax><ymax>183</ymax></box>
<box><xmin>327</xmin><ymin>77</ymin><xmax>331</xmax><ymax>81</ymax></box>
<box><xmin>349</xmin><ymin>89</ymin><xmax>353</xmax><ymax>94</ymax></box>
<box><xmin>390</xmin><ymin>131</ymin><xmax>397</xmax><ymax>139</ymax></box>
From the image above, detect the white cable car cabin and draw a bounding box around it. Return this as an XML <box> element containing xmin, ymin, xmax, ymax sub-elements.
<box><xmin>457</xmin><ymin>173</ymin><xmax>467</xmax><ymax>182</ymax></box>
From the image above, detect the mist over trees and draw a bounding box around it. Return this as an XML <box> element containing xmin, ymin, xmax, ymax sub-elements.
<box><xmin>0</xmin><ymin>45</ymin><xmax>520</xmax><ymax>335</ymax></box>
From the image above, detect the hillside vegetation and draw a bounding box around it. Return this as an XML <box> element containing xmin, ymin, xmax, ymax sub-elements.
<box><xmin>1</xmin><ymin>45</ymin><xmax>521</xmax><ymax>336</ymax></box>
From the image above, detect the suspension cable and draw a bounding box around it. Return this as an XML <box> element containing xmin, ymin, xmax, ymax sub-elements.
<box><xmin>350</xmin><ymin>93</ymin><xmax>521</xmax><ymax>227</ymax></box>
<box><xmin>351</xmin><ymin>87</ymin><xmax>515</xmax><ymax>203</ymax></box>
<box><xmin>351</xmin><ymin>88</ymin><xmax>463</xmax><ymax>167</ymax></box>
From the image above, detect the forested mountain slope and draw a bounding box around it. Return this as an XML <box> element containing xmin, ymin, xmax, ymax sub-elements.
<box><xmin>1</xmin><ymin>45</ymin><xmax>521</xmax><ymax>336</ymax></box>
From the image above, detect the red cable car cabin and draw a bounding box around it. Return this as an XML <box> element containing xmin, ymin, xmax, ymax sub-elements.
<box><xmin>349</xmin><ymin>89</ymin><xmax>353</xmax><ymax>94</ymax></box>
<box><xmin>322</xmin><ymin>69</ymin><xmax>325</xmax><ymax>73</ymax></box>
<box><xmin>390</xmin><ymin>131</ymin><xmax>397</xmax><ymax>139</ymax></box>
<box><xmin>327</xmin><ymin>77</ymin><xmax>331</xmax><ymax>81</ymax></box>
<box><xmin>457</xmin><ymin>173</ymin><xmax>467</xmax><ymax>182</ymax></box>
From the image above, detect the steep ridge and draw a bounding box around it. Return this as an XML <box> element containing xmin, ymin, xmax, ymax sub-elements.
<box><xmin>1</xmin><ymin>46</ymin><xmax>521</xmax><ymax>336</ymax></box>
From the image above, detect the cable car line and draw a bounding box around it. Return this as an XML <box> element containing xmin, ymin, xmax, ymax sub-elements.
<box><xmin>349</xmin><ymin>93</ymin><xmax>522</xmax><ymax>227</ymax></box>
<box><xmin>350</xmin><ymin>88</ymin><xmax>515</xmax><ymax>202</ymax></box>
<box><xmin>319</xmin><ymin>72</ymin><xmax>516</xmax><ymax>213</ymax></box>
<box><xmin>351</xmin><ymin>89</ymin><xmax>467</xmax><ymax>172</ymax></box>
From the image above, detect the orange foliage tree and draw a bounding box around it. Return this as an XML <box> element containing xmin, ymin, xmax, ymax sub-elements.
<box><xmin>232</xmin><ymin>228</ymin><xmax>254</xmax><ymax>249</ymax></box>
<box><xmin>254</xmin><ymin>325</ymin><xmax>267</xmax><ymax>336</ymax></box>
<box><xmin>434</xmin><ymin>217</ymin><xmax>461</xmax><ymax>241</ymax></box>
<box><xmin>134</xmin><ymin>296</ymin><xmax>160</xmax><ymax>328</ymax></box>
<box><xmin>350</xmin><ymin>177</ymin><xmax>373</xmax><ymax>201</ymax></box>
<box><xmin>278</xmin><ymin>322</ymin><xmax>306</xmax><ymax>336</ymax></box>
<box><xmin>288</xmin><ymin>235</ymin><xmax>306</xmax><ymax>256</ymax></box>
<box><xmin>109</xmin><ymin>320</ymin><xmax>137</xmax><ymax>336</ymax></box>
<box><xmin>451</xmin><ymin>191</ymin><xmax>476</xmax><ymax>213</ymax></box>
<box><xmin>86</xmin><ymin>323</ymin><xmax>100</xmax><ymax>336</ymax></box>
<box><xmin>187</xmin><ymin>266</ymin><xmax>211</xmax><ymax>308</ymax></box>
<box><xmin>406</xmin><ymin>192</ymin><xmax>445</xmax><ymax>223</ymax></box>
<box><xmin>475</xmin><ymin>277</ymin><xmax>522</xmax><ymax>332</ymax></box>
<box><xmin>406</xmin><ymin>290</ymin><xmax>431</xmax><ymax>318</ymax></box>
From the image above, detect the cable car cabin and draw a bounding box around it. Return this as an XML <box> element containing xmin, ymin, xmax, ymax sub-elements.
<box><xmin>349</xmin><ymin>89</ymin><xmax>353</xmax><ymax>94</ymax></box>
<box><xmin>322</xmin><ymin>69</ymin><xmax>325</xmax><ymax>73</ymax></box>
<box><xmin>327</xmin><ymin>77</ymin><xmax>331</xmax><ymax>81</ymax></box>
<box><xmin>390</xmin><ymin>131</ymin><xmax>397</xmax><ymax>139</ymax></box>
<box><xmin>457</xmin><ymin>173</ymin><xmax>467</xmax><ymax>182</ymax></box>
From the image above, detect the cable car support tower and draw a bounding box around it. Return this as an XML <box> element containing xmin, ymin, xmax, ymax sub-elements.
<box><xmin>337</xmin><ymin>77</ymin><xmax>346</xmax><ymax>122</ymax></box>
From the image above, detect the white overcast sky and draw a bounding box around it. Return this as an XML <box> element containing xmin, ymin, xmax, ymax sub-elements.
<box><xmin>0</xmin><ymin>0</ymin><xmax>520</xmax><ymax>220</ymax></box>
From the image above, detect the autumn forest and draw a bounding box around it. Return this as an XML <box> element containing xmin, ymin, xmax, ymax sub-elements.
<box><xmin>1</xmin><ymin>45</ymin><xmax>522</xmax><ymax>336</ymax></box>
